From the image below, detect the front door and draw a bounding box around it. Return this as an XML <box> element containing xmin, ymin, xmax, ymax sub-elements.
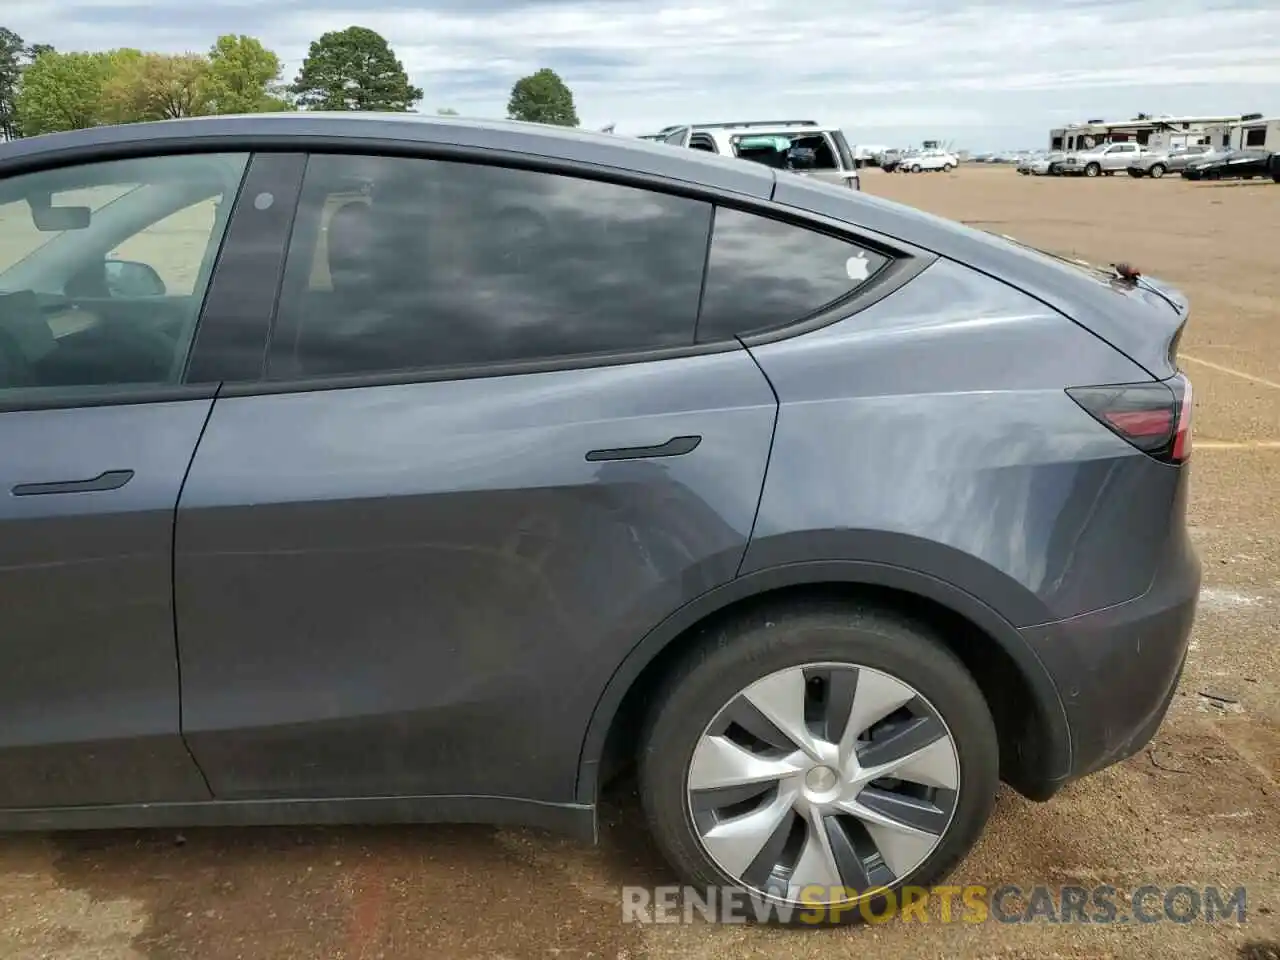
<box><xmin>0</xmin><ymin>151</ymin><xmax>249</xmax><ymax>808</ymax></box>
<box><xmin>797</xmin><ymin>131</ymin><xmax>861</xmax><ymax>189</ymax></box>
<box><xmin>173</xmin><ymin>151</ymin><xmax>778</xmax><ymax>804</ymax></box>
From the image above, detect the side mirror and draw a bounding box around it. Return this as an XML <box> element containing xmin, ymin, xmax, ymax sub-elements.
<box><xmin>104</xmin><ymin>259</ymin><xmax>166</xmax><ymax>298</ymax></box>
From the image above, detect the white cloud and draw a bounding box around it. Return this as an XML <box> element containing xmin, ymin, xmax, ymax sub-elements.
<box><xmin>5</xmin><ymin>0</ymin><xmax>1279</xmax><ymax>149</ymax></box>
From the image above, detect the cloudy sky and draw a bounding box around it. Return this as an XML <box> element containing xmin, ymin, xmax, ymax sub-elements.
<box><xmin>6</xmin><ymin>0</ymin><xmax>1279</xmax><ymax>150</ymax></box>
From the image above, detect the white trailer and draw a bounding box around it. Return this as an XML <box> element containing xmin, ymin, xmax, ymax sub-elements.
<box><xmin>1048</xmin><ymin>114</ymin><xmax>1253</xmax><ymax>153</ymax></box>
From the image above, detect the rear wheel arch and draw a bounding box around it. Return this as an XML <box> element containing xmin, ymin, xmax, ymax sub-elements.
<box><xmin>575</xmin><ymin>561</ymin><xmax>1073</xmax><ymax>808</ymax></box>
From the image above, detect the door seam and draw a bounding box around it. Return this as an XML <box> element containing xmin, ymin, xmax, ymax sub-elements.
<box><xmin>734</xmin><ymin>337</ymin><xmax>780</xmax><ymax>578</ymax></box>
<box><xmin>170</xmin><ymin>382</ymin><xmax>223</xmax><ymax>797</ymax></box>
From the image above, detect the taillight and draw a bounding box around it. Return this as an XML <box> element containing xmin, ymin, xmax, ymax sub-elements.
<box><xmin>1171</xmin><ymin>375</ymin><xmax>1193</xmax><ymax>461</ymax></box>
<box><xmin>1066</xmin><ymin>372</ymin><xmax>1192</xmax><ymax>464</ymax></box>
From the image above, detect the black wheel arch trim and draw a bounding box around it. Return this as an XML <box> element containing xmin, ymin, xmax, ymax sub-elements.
<box><xmin>574</xmin><ymin>559</ymin><xmax>1073</xmax><ymax>806</ymax></box>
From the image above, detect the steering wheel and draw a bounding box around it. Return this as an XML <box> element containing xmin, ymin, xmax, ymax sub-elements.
<box><xmin>0</xmin><ymin>302</ymin><xmax>39</xmax><ymax>389</ymax></box>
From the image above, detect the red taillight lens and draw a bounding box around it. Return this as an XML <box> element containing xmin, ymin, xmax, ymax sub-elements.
<box><xmin>1172</xmin><ymin>375</ymin><xmax>1193</xmax><ymax>461</ymax></box>
<box><xmin>1067</xmin><ymin>373</ymin><xmax>1192</xmax><ymax>464</ymax></box>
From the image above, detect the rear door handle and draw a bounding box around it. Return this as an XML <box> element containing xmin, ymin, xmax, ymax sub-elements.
<box><xmin>12</xmin><ymin>469</ymin><xmax>135</xmax><ymax>496</ymax></box>
<box><xmin>585</xmin><ymin>435</ymin><xmax>701</xmax><ymax>462</ymax></box>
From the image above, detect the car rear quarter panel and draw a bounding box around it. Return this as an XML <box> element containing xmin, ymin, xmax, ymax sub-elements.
<box><xmin>772</xmin><ymin>177</ymin><xmax>1185</xmax><ymax>379</ymax></box>
<box><xmin>741</xmin><ymin>258</ymin><xmax>1184</xmax><ymax>626</ymax></box>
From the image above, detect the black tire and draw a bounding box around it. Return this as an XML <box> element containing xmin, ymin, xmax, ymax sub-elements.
<box><xmin>1150</xmin><ymin>163</ymin><xmax>1166</xmax><ymax>179</ymax></box>
<box><xmin>1084</xmin><ymin>162</ymin><xmax>1101</xmax><ymax>177</ymax></box>
<box><xmin>910</xmin><ymin>164</ymin><xmax>922</xmax><ymax>173</ymax></box>
<box><xmin>638</xmin><ymin>601</ymin><xmax>1000</xmax><ymax>926</ymax></box>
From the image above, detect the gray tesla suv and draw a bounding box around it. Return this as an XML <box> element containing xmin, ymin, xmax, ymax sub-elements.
<box><xmin>0</xmin><ymin>114</ymin><xmax>1198</xmax><ymax>923</ymax></box>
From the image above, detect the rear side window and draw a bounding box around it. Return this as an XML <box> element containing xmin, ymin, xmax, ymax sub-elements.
<box><xmin>269</xmin><ymin>154</ymin><xmax>712</xmax><ymax>378</ymax></box>
<box><xmin>696</xmin><ymin>208</ymin><xmax>890</xmax><ymax>343</ymax></box>
<box><xmin>688</xmin><ymin>133</ymin><xmax>718</xmax><ymax>153</ymax></box>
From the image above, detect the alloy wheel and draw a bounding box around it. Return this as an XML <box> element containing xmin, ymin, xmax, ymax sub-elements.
<box><xmin>685</xmin><ymin>662</ymin><xmax>960</xmax><ymax>906</ymax></box>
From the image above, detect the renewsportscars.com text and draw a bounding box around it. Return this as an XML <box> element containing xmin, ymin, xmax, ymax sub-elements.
<box><xmin>621</xmin><ymin>883</ymin><xmax>1249</xmax><ymax>925</ymax></box>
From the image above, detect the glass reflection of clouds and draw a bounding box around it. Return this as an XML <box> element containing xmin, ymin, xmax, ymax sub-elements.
<box><xmin>279</xmin><ymin>154</ymin><xmax>713</xmax><ymax>377</ymax></box>
<box><xmin>699</xmin><ymin>208</ymin><xmax>889</xmax><ymax>341</ymax></box>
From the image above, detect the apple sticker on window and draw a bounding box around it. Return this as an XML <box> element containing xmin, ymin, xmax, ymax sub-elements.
<box><xmin>845</xmin><ymin>252</ymin><xmax>870</xmax><ymax>282</ymax></box>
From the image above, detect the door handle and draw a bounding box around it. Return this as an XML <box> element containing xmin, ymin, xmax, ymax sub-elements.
<box><xmin>585</xmin><ymin>435</ymin><xmax>701</xmax><ymax>462</ymax></box>
<box><xmin>12</xmin><ymin>469</ymin><xmax>135</xmax><ymax>496</ymax></box>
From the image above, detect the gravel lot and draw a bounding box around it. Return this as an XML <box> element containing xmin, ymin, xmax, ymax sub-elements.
<box><xmin>1</xmin><ymin>163</ymin><xmax>1277</xmax><ymax>960</ymax></box>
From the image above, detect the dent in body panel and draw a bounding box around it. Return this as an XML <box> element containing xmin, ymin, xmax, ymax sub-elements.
<box><xmin>0</xmin><ymin>400</ymin><xmax>215</xmax><ymax>807</ymax></box>
<box><xmin>174</xmin><ymin>350</ymin><xmax>776</xmax><ymax>802</ymax></box>
<box><xmin>743</xmin><ymin>259</ymin><xmax>1180</xmax><ymax>625</ymax></box>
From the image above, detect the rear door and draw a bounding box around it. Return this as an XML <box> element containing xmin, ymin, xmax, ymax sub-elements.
<box><xmin>1105</xmin><ymin>144</ymin><xmax>1137</xmax><ymax>169</ymax></box>
<box><xmin>173</xmin><ymin>152</ymin><xmax>778</xmax><ymax>804</ymax></box>
<box><xmin>0</xmin><ymin>151</ymin><xmax>249</xmax><ymax>809</ymax></box>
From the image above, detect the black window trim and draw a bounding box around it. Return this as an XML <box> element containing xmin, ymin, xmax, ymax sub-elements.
<box><xmin>0</xmin><ymin>135</ymin><xmax>935</xmax><ymax>405</ymax></box>
<box><xmin>0</xmin><ymin>382</ymin><xmax>219</xmax><ymax>414</ymax></box>
<box><xmin>185</xmin><ymin>151</ymin><xmax>308</xmax><ymax>384</ymax></box>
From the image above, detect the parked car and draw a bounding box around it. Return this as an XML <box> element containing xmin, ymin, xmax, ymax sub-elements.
<box><xmin>1125</xmin><ymin>144</ymin><xmax>1215</xmax><ymax>178</ymax></box>
<box><xmin>660</xmin><ymin>120</ymin><xmax>860</xmax><ymax>190</ymax></box>
<box><xmin>0</xmin><ymin>114</ymin><xmax>1199</xmax><ymax>924</ymax></box>
<box><xmin>1058</xmin><ymin>141</ymin><xmax>1148</xmax><ymax>177</ymax></box>
<box><xmin>880</xmin><ymin>149</ymin><xmax>903</xmax><ymax>172</ymax></box>
<box><xmin>1022</xmin><ymin>151</ymin><xmax>1066</xmax><ymax>176</ymax></box>
<box><xmin>900</xmin><ymin>149</ymin><xmax>959</xmax><ymax>172</ymax></box>
<box><xmin>1182</xmin><ymin>148</ymin><xmax>1273</xmax><ymax>181</ymax></box>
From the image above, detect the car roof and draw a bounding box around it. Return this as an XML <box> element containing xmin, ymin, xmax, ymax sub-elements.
<box><xmin>0</xmin><ymin>112</ymin><xmax>778</xmax><ymax>201</ymax></box>
<box><xmin>0</xmin><ymin>110</ymin><xmax>1169</xmax><ymax>375</ymax></box>
<box><xmin>703</xmin><ymin>125</ymin><xmax>840</xmax><ymax>135</ymax></box>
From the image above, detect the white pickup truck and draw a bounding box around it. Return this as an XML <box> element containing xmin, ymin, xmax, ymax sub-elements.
<box><xmin>1057</xmin><ymin>141</ymin><xmax>1149</xmax><ymax>177</ymax></box>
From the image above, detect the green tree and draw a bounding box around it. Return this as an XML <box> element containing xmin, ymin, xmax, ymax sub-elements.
<box><xmin>15</xmin><ymin>49</ymin><xmax>119</xmax><ymax>135</ymax></box>
<box><xmin>506</xmin><ymin>68</ymin><xmax>578</xmax><ymax>126</ymax></box>
<box><xmin>105</xmin><ymin>52</ymin><xmax>212</xmax><ymax>122</ymax></box>
<box><xmin>0</xmin><ymin>30</ymin><xmax>50</xmax><ymax>139</ymax></box>
<box><xmin>206</xmin><ymin>34</ymin><xmax>290</xmax><ymax>113</ymax></box>
<box><xmin>0</xmin><ymin>28</ymin><xmax>25</xmax><ymax>140</ymax></box>
<box><xmin>290</xmin><ymin>27</ymin><xmax>421</xmax><ymax>111</ymax></box>
<box><xmin>436</xmin><ymin>106</ymin><xmax>458</xmax><ymax>116</ymax></box>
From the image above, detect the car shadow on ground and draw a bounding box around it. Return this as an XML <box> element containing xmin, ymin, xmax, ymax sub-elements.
<box><xmin>1193</xmin><ymin>181</ymin><xmax>1278</xmax><ymax>188</ymax></box>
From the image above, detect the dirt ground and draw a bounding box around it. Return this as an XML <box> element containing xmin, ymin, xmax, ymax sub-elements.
<box><xmin>1</xmin><ymin>164</ymin><xmax>1277</xmax><ymax>960</ymax></box>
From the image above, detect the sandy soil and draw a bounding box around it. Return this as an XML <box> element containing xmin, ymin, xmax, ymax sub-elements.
<box><xmin>0</xmin><ymin>163</ymin><xmax>1277</xmax><ymax>960</ymax></box>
